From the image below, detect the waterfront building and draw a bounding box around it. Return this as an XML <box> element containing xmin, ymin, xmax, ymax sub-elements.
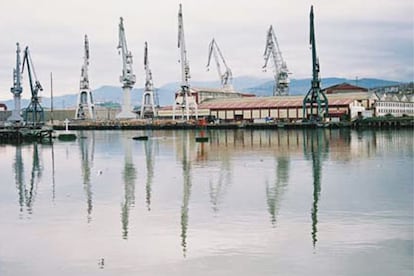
<box><xmin>373</xmin><ymin>93</ymin><xmax>414</xmax><ymax>117</ymax></box>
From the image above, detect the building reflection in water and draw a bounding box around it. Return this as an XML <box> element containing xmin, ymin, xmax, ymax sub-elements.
<box><xmin>266</xmin><ymin>155</ymin><xmax>289</xmax><ymax>227</ymax></box>
<box><xmin>14</xmin><ymin>143</ymin><xmax>43</xmax><ymax>216</ymax></box>
<box><xmin>303</xmin><ymin>129</ymin><xmax>329</xmax><ymax>248</ymax></box>
<box><xmin>79</xmin><ymin>131</ymin><xmax>95</xmax><ymax>223</ymax></box>
<box><xmin>144</xmin><ymin>135</ymin><xmax>155</xmax><ymax>211</ymax></box>
<box><xmin>180</xmin><ymin>131</ymin><xmax>192</xmax><ymax>257</ymax></box>
<box><xmin>121</xmin><ymin>133</ymin><xmax>137</xmax><ymax>240</ymax></box>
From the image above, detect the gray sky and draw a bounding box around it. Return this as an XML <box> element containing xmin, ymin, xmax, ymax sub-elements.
<box><xmin>0</xmin><ymin>0</ymin><xmax>413</xmax><ymax>100</ymax></box>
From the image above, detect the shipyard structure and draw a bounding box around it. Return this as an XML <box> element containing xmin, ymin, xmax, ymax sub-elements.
<box><xmin>0</xmin><ymin>4</ymin><xmax>413</xmax><ymax>129</ymax></box>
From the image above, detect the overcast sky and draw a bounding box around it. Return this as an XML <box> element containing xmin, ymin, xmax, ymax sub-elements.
<box><xmin>0</xmin><ymin>0</ymin><xmax>413</xmax><ymax>100</ymax></box>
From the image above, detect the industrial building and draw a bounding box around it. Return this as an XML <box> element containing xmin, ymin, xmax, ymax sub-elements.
<box><xmin>373</xmin><ymin>93</ymin><xmax>414</xmax><ymax>117</ymax></box>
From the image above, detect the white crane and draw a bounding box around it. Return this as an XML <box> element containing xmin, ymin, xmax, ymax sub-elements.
<box><xmin>8</xmin><ymin>42</ymin><xmax>24</xmax><ymax>123</ymax></box>
<box><xmin>140</xmin><ymin>42</ymin><xmax>157</xmax><ymax>118</ymax></box>
<box><xmin>75</xmin><ymin>35</ymin><xmax>95</xmax><ymax>120</ymax></box>
<box><xmin>173</xmin><ymin>4</ymin><xmax>198</xmax><ymax>120</ymax></box>
<box><xmin>263</xmin><ymin>25</ymin><xmax>290</xmax><ymax>96</ymax></box>
<box><xmin>207</xmin><ymin>38</ymin><xmax>234</xmax><ymax>92</ymax></box>
<box><xmin>116</xmin><ymin>17</ymin><xmax>137</xmax><ymax>119</ymax></box>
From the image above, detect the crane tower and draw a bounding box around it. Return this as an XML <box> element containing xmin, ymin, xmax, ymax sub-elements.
<box><xmin>116</xmin><ymin>17</ymin><xmax>137</xmax><ymax>119</ymax></box>
<box><xmin>263</xmin><ymin>25</ymin><xmax>290</xmax><ymax>96</ymax></box>
<box><xmin>22</xmin><ymin>46</ymin><xmax>44</xmax><ymax>126</ymax></box>
<box><xmin>8</xmin><ymin>43</ymin><xmax>24</xmax><ymax>123</ymax></box>
<box><xmin>140</xmin><ymin>42</ymin><xmax>157</xmax><ymax>118</ymax></box>
<box><xmin>302</xmin><ymin>6</ymin><xmax>328</xmax><ymax>122</ymax></box>
<box><xmin>173</xmin><ymin>4</ymin><xmax>198</xmax><ymax>120</ymax></box>
<box><xmin>207</xmin><ymin>38</ymin><xmax>234</xmax><ymax>92</ymax></box>
<box><xmin>75</xmin><ymin>35</ymin><xmax>95</xmax><ymax>120</ymax></box>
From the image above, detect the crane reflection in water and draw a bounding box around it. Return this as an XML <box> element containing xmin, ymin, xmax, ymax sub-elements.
<box><xmin>179</xmin><ymin>131</ymin><xmax>192</xmax><ymax>257</ymax></box>
<box><xmin>143</xmin><ymin>133</ymin><xmax>156</xmax><ymax>211</ymax></box>
<box><xmin>13</xmin><ymin>143</ymin><xmax>43</xmax><ymax>217</ymax></box>
<box><xmin>303</xmin><ymin>129</ymin><xmax>329</xmax><ymax>248</ymax></box>
<box><xmin>78</xmin><ymin>131</ymin><xmax>95</xmax><ymax>223</ymax></box>
<box><xmin>121</xmin><ymin>133</ymin><xmax>137</xmax><ymax>240</ymax></box>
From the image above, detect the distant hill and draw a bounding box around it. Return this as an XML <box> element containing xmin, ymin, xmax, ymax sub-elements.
<box><xmin>245</xmin><ymin>78</ymin><xmax>402</xmax><ymax>96</ymax></box>
<box><xmin>1</xmin><ymin>77</ymin><xmax>403</xmax><ymax>110</ymax></box>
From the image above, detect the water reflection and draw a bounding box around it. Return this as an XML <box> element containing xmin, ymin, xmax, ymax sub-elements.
<box><xmin>79</xmin><ymin>131</ymin><xmax>95</xmax><ymax>222</ymax></box>
<box><xmin>144</xmin><ymin>135</ymin><xmax>155</xmax><ymax>211</ymax></box>
<box><xmin>303</xmin><ymin>129</ymin><xmax>329</xmax><ymax>248</ymax></box>
<box><xmin>121</xmin><ymin>133</ymin><xmax>136</xmax><ymax>240</ymax></box>
<box><xmin>266</xmin><ymin>155</ymin><xmax>289</xmax><ymax>226</ymax></box>
<box><xmin>209</xmin><ymin>154</ymin><xmax>232</xmax><ymax>214</ymax></box>
<box><xmin>179</xmin><ymin>131</ymin><xmax>192</xmax><ymax>257</ymax></box>
<box><xmin>14</xmin><ymin>143</ymin><xmax>43</xmax><ymax>216</ymax></box>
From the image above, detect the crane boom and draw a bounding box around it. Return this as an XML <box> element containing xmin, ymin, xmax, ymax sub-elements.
<box><xmin>178</xmin><ymin>4</ymin><xmax>190</xmax><ymax>87</ymax></box>
<box><xmin>117</xmin><ymin>17</ymin><xmax>136</xmax><ymax>88</ymax></box>
<box><xmin>21</xmin><ymin>46</ymin><xmax>44</xmax><ymax>126</ymax></box>
<box><xmin>173</xmin><ymin>4</ymin><xmax>198</xmax><ymax>120</ymax></box>
<box><xmin>263</xmin><ymin>25</ymin><xmax>289</xmax><ymax>96</ymax></box>
<box><xmin>140</xmin><ymin>41</ymin><xmax>157</xmax><ymax>118</ymax></box>
<box><xmin>207</xmin><ymin>38</ymin><xmax>233</xmax><ymax>91</ymax></box>
<box><xmin>302</xmin><ymin>5</ymin><xmax>328</xmax><ymax>122</ymax></box>
<box><xmin>8</xmin><ymin>42</ymin><xmax>24</xmax><ymax>122</ymax></box>
<box><xmin>116</xmin><ymin>17</ymin><xmax>136</xmax><ymax>119</ymax></box>
<box><xmin>75</xmin><ymin>35</ymin><xmax>95</xmax><ymax>120</ymax></box>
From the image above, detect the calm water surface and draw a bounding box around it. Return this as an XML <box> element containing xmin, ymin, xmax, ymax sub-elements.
<box><xmin>0</xmin><ymin>129</ymin><xmax>413</xmax><ymax>276</ymax></box>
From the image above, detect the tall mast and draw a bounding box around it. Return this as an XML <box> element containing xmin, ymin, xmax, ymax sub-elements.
<box><xmin>8</xmin><ymin>42</ymin><xmax>24</xmax><ymax>122</ymax></box>
<box><xmin>263</xmin><ymin>25</ymin><xmax>290</xmax><ymax>96</ymax></box>
<box><xmin>116</xmin><ymin>17</ymin><xmax>137</xmax><ymax>119</ymax></box>
<box><xmin>302</xmin><ymin>6</ymin><xmax>328</xmax><ymax>122</ymax></box>
<box><xmin>140</xmin><ymin>41</ymin><xmax>157</xmax><ymax>118</ymax></box>
<box><xmin>173</xmin><ymin>4</ymin><xmax>198</xmax><ymax>120</ymax></box>
<box><xmin>207</xmin><ymin>38</ymin><xmax>234</xmax><ymax>92</ymax></box>
<box><xmin>75</xmin><ymin>35</ymin><xmax>95</xmax><ymax>120</ymax></box>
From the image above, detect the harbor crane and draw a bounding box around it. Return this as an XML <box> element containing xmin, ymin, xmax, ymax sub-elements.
<box><xmin>8</xmin><ymin>42</ymin><xmax>24</xmax><ymax>122</ymax></box>
<box><xmin>21</xmin><ymin>46</ymin><xmax>44</xmax><ymax>126</ymax></box>
<box><xmin>207</xmin><ymin>38</ymin><xmax>234</xmax><ymax>92</ymax></box>
<box><xmin>263</xmin><ymin>25</ymin><xmax>290</xmax><ymax>96</ymax></box>
<box><xmin>140</xmin><ymin>42</ymin><xmax>157</xmax><ymax>118</ymax></box>
<box><xmin>116</xmin><ymin>17</ymin><xmax>137</xmax><ymax>119</ymax></box>
<box><xmin>75</xmin><ymin>35</ymin><xmax>95</xmax><ymax>120</ymax></box>
<box><xmin>302</xmin><ymin>6</ymin><xmax>328</xmax><ymax>122</ymax></box>
<box><xmin>173</xmin><ymin>4</ymin><xmax>198</xmax><ymax>120</ymax></box>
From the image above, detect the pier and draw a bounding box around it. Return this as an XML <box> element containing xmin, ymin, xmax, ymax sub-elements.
<box><xmin>0</xmin><ymin>127</ymin><xmax>53</xmax><ymax>143</ymax></box>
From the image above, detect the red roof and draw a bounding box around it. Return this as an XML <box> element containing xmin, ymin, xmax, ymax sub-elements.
<box><xmin>323</xmin><ymin>83</ymin><xmax>368</xmax><ymax>94</ymax></box>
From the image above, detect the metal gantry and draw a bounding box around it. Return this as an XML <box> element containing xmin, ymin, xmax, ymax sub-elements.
<box><xmin>302</xmin><ymin>6</ymin><xmax>328</xmax><ymax>122</ymax></box>
<box><xmin>140</xmin><ymin>42</ymin><xmax>157</xmax><ymax>118</ymax></box>
<box><xmin>22</xmin><ymin>46</ymin><xmax>44</xmax><ymax>127</ymax></box>
<box><xmin>116</xmin><ymin>17</ymin><xmax>137</xmax><ymax>119</ymax></box>
<box><xmin>207</xmin><ymin>38</ymin><xmax>234</xmax><ymax>92</ymax></box>
<box><xmin>173</xmin><ymin>4</ymin><xmax>198</xmax><ymax>120</ymax></box>
<box><xmin>263</xmin><ymin>25</ymin><xmax>290</xmax><ymax>96</ymax></box>
<box><xmin>8</xmin><ymin>42</ymin><xmax>24</xmax><ymax>123</ymax></box>
<box><xmin>75</xmin><ymin>35</ymin><xmax>95</xmax><ymax>120</ymax></box>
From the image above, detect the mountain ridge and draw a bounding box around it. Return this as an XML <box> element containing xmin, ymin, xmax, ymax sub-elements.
<box><xmin>1</xmin><ymin>76</ymin><xmax>403</xmax><ymax>109</ymax></box>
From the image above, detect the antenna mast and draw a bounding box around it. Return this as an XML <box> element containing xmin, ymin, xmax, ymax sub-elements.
<box><xmin>75</xmin><ymin>35</ymin><xmax>95</xmax><ymax>120</ymax></box>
